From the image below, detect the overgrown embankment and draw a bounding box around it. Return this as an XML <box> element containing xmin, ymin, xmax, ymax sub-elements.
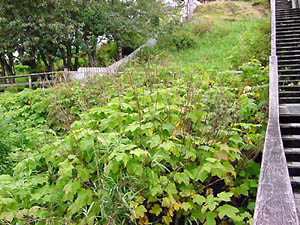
<box><xmin>0</xmin><ymin>1</ymin><xmax>270</xmax><ymax>224</ymax></box>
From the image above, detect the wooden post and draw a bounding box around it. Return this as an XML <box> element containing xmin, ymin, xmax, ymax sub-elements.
<box><xmin>64</xmin><ymin>68</ymin><xmax>69</xmax><ymax>81</ymax></box>
<box><xmin>28</xmin><ymin>74</ymin><xmax>32</xmax><ymax>88</ymax></box>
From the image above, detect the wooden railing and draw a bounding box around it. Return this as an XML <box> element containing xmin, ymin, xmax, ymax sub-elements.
<box><xmin>253</xmin><ymin>0</ymin><xmax>300</xmax><ymax>224</ymax></box>
<box><xmin>0</xmin><ymin>71</ymin><xmax>66</xmax><ymax>89</ymax></box>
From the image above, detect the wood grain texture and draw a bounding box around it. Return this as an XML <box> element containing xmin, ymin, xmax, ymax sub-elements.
<box><xmin>253</xmin><ymin>56</ymin><xmax>299</xmax><ymax>225</ymax></box>
<box><xmin>253</xmin><ymin>0</ymin><xmax>299</xmax><ymax>222</ymax></box>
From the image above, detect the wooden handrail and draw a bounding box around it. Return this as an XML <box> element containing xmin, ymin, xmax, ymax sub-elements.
<box><xmin>253</xmin><ymin>56</ymin><xmax>299</xmax><ymax>225</ymax></box>
<box><xmin>0</xmin><ymin>71</ymin><xmax>64</xmax><ymax>79</ymax></box>
<box><xmin>253</xmin><ymin>0</ymin><xmax>299</xmax><ymax>223</ymax></box>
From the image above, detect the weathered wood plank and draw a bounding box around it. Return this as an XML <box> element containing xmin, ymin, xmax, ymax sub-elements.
<box><xmin>0</xmin><ymin>80</ymin><xmax>56</xmax><ymax>88</ymax></box>
<box><xmin>253</xmin><ymin>0</ymin><xmax>299</xmax><ymax>222</ymax></box>
<box><xmin>0</xmin><ymin>71</ymin><xmax>63</xmax><ymax>79</ymax></box>
<box><xmin>253</xmin><ymin>56</ymin><xmax>299</xmax><ymax>225</ymax></box>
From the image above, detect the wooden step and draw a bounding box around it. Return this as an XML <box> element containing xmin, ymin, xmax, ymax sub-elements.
<box><xmin>277</xmin><ymin>24</ymin><xmax>300</xmax><ymax>28</ymax></box>
<box><xmin>279</xmin><ymin>69</ymin><xmax>300</xmax><ymax>74</ymax></box>
<box><xmin>279</xmin><ymin>75</ymin><xmax>300</xmax><ymax>79</ymax></box>
<box><xmin>279</xmin><ymin>80</ymin><xmax>300</xmax><ymax>85</ymax></box>
<box><xmin>288</xmin><ymin>162</ymin><xmax>300</xmax><ymax>176</ymax></box>
<box><xmin>285</xmin><ymin>148</ymin><xmax>300</xmax><ymax>162</ymax></box>
<box><xmin>277</xmin><ymin>42</ymin><xmax>300</xmax><ymax>47</ymax></box>
<box><xmin>280</xmin><ymin>91</ymin><xmax>300</xmax><ymax>97</ymax></box>
<box><xmin>277</xmin><ymin>34</ymin><xmax>300</xmax><ymax>39</ymax></box>
<box><xmin>279</xmin><ymin>85</ymin><xmax>300</xmax><ymax>90</ymax></box>
<box><xmin>277</xmin><ymin>27</ymin><xmax>300</xmax><ymax>32</ymax></box>
<box><xmin>280</xmin><ymin>97</ymin><xmax>300</xmax><ymax>104</ymax></box>
<box><xmin>277</xmin><ymin>37</ymin><xmax>300</xmax><ymax>42</ymax></box>
<box><xmin>278</xmin><ymin>64</ymin><xmax>300</xmax><ymax>68</ymax></box>
<box><xmin>291</xmin><ymin>176</ymin><xmax>300</xmax><ymax>188</ymax></box>
<box><xmin>277</xmin><ymin>31</ymin><xmax>300</xmax><ymax>35</ymax></box>
<box><xmin>278</xmin><ymin>59</ymin><xmax>300</xmax><ymax>64</ymax></box>
<box><xmin>277</xmin><ymin>17</ymin><xmax>300</xmax><ymax>21</ymax></box>
<box><xmin>280</xmin><ymin>113</ymin><xmax>300</xmax><ymax>123</ymax></box>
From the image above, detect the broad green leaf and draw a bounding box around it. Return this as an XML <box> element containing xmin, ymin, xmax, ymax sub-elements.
<box><xmin>174</xmin><ymin>172</ymin><xmax>189</xmax><ymax>185</ymax></box>
<box><xmin>193</xmin><ymin>194</ymin><xmax>205</xmax><ymax>205</ymax></box>
<box><xmin>217</xmin><ymin>192</ymin><xmax>233</xmax><ymax>202</ymax></box>
<box><xmin>162</xmin><ymin>123</ymin><xmax>175</xmax><ymax>134</ymax></box>
<box><xmin>181</xmin><ymin>202</ymin><xmax>192</xmax><ymax>211</ymax></box>
<box><xmin>162</xmin><ymin>195</ymin><xmax>176</xmax><ymax>208</ymax></box>
<box><xmin>236</xmin><ymin>183</ymin><xmax>249</xmax><ymax>196</ymax></box>
<box><xmin>64</xmin><ymin>180</ymin><xmax>81</xmax><ymax>201</ymax></box>
<box><xmin>134</xmin><ymin>205</ymin><xmax>147</xmax><ymax>218</ymax></box>
<box><xmin>206</xmin><ymin>195</ymin><xmax>218</xmax><ymax>211</ymax></box>
<box><xmin>149</xmin><ymin>204</ymin><xmax>162</xmax><ymax>216</ymax></box>
<box><xmin>115</xmin><ymin>153</ymin><xmax>130</xmax><ymax>166</ymax></box>
<box><xmin>76</xmin><ymin>165</ymin><xmax>93</xmax><ymax>182</ymax></box>
<box><xmin>30</xmin><ymin>175</ymin><xmax>48</xmax><ymax>186</ymax></box>
<box><xmin>217</xmin><ymin>204</ymin><xmax>239</xmax><ymax>219</ymax></box>
<box><xmin>69</xmin><ymin>188</ymin><xmax>94</xmax><ymax>216</ymax></box>
<box><xmin>125</xmin><ymin>122</ymin><xmax>140</xmax><ymax>133</ymax></box>
<box><xmin>163</xmin><ymin>215</ymin><xmax>172</xmax><ymax>225</ymax></box>
<box><xmin>80</xmin><ymin>135</ymin><xmax>94</xmax><ymax>162</ymax></box>
<box><xmin>205</xmin><ymin>212</ymin><xmax>216</xmax><ymax>225</ymax></box>
<box><xmin>130</xmin><ymin>148</ymin><xmax>148</xmax><ymax>158</ymax></box>
<box><xmin>149</xmin><ymin>135</ymin><xmax>161</xmax><ymax>148</ymax></box>
<box><xmin>141</xmin><ymin>122</ymin><xmax>153</xmax><ymax>130</ymax></box>
<box><xmin>150</xmin><ymin>184</ymin><xmax>163</xmax><ymax>196</ymax></box>
<box><xmin>166</xmin><ymin>183</ymin><xmax>178</xmax><ymax>195</ymax></box>
<box><xmin>58</xmin><ymin>159</ymin><xmax>74</xmax><ymax>178</ymax></box>
<box><xmin>127</xmin><ymin>161</ymin><xmax>143</xmax><ymax>176</ymax></box>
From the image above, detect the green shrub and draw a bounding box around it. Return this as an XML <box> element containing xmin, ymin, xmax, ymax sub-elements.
<box><xmin>171</xmin><ymin>31</ymin><xmax>196</xmax><ymax>50</ymax></box>
<box><xmin>96</xmin><ymin>42</ymin><xmax>117</xmax><ymax>67</ymax></box>
<box><xmin>191</xmin><ymin>19</ymin><xmax>214</xmax><ymax>37</ymax></box>
<box><xmin>0</xmin><ymin>61</ymin><xmax>268</xmax><ymax>224</ymax></box>
<box><xmin>230</xmin><ymin>19</ymin><xmax>271</xmax><ymax>68</ymax></box>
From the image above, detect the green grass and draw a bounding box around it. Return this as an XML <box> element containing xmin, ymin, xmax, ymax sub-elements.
<box><xmin>164</xmin><ymin>20</ymin><xmax>267</xmax><ymax>70</ymax></box>
<box><xmin>127</xmin><ymin>1</ymin><xmax>270</xmax><ymax>73</ymax></box>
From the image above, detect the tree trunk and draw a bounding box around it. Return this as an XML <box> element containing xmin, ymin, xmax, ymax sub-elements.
<box><xmin>88</xmin><ymin>52</ymin><xmax>96</xmax><ymax>67</ymax></box>
<box><xmin>42</xmin><ymin>54</ymin><xmax>55</xmax><ymax>72</ymax></box>
<box><xmin>74</xmin><ymin>45</ymin><xmax>79</xmax><ymax>71</ymax></box>
<box><xmin>0</xmin><ymin>54</ymin><xmax>14</xmax><ymax>83</ymax></box>
<box><xmin>60</xmin><ymin>47</ymin><xmax>67</xmax><ymax>68</ymax></box>
<box><xmin>116</xmin><ymin>39</ymin><xmax>123</xmax><ymax>60</ymax></box>
<box><xmin>41</xmin><ymin>55</ymin><xmax>50</xmax><ymax>72</ymax></box>
<box><xmin>88</xmin><ymin>41</ymin><xmax>97</xmax><ymax>67</ymax></box>
<box><xmin>66</xmin><ymin>44</ymin><xmax>72</xmax><ymax>70</ymax></box>
<box><xmin>48</xmin><ymin>55</ymin><xmax>55</xmax><ymax>72</ymax></box>
<box><xmin>0</xmin><ymin>56</ymin><xmax>6</xmax><ymax>84</ymax></box>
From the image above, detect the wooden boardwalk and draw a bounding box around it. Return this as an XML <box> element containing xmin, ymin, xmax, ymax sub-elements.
<box><xmin>254</xmin><ymin>0</ymin><xmax>300</xmax><ymax>224</ymax></box>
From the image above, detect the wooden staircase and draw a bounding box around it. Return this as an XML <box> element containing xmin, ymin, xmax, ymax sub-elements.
<box><xmin>276</xmin><ymin>0</ymin><xmax>300</xmax><ymax>214</ymax></box>
<box><xmin>254</xmin><ymin>0</ymin><xmax>300</xmax><ymax>224</ymax></box>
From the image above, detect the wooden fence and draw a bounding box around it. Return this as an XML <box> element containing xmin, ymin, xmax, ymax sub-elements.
<box><xmin>0</xmin><ymin>71</ymin><xmax>66</xmax><ymax>89</ymax></box>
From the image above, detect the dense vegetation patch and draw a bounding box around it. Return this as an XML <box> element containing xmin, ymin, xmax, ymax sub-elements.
<box><xmin>0</xmin><ymin>60</ymin><xmax>268</xmax><ymax>224</ymax></box>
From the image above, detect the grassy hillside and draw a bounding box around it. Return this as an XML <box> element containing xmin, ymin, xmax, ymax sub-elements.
<box><xmin>128</xmin><ymin>1</ymin><xmax>270</xmax><ymax>72</ymax></box>
<box><xmin>0</xmin><ymin>1</ymin><xmax>270</xmax><ymax>224</ymax></box>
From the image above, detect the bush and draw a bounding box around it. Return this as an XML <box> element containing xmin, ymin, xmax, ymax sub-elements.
<box><xmin>230</xmin><ymin>19</ymin><xmax>271</xmax><ymax>68</ymax></box>
<box><xmin>171</xmin><ymin>29</ymin><xmax>196</xmax><ymax>50</ymax></box>
<box><xmin>191</xmin><ymin>19</ymin><xmax>214</xmax><ymax>37</ymax></box>
<box><xmin>96</xmin><ymin>42</ymin><xmax>117</xmax><ymax>67</ymax></box>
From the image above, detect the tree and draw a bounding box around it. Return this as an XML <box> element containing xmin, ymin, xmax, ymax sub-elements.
<box><xmin>0</xmin><ymin>0</ymin><xmax>165</xmax><ymax>75</ymax></box>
